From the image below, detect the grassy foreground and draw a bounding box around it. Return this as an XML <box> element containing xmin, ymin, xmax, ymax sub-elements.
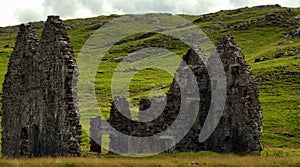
<box><xmin>0</xmin><ymin>152</ymin><xmax>299</xmax><ymax>167</ymax></box>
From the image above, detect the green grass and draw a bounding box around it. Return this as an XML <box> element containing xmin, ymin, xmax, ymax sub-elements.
<box><xmin>0</xmin><ymin>5</ymin><xmax>300</xmax><ymax>158</ymax></box>
<box><xmin>0</xmin><ymin>152</ymin><xmax>299</xmax><ymax>166</ymax></box>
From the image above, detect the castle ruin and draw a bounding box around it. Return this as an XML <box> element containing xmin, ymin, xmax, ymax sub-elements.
<box><xmin>90</xmin><ymin>35</ymin><xmax>263</xmax><ymax>155</ymax></box>
<box><xmin>1</xmin><ymin>16</ymin><xmax>81</xmax><ymax>158</ymax></box>
<box><xmin>1</xmin><ymin>15</ymin><xmax>262</xmax><ymax>157</ymax></box>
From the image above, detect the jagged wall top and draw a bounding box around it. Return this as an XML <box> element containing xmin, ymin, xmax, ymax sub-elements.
<box><xmin>1</xmin><ymin>16</ymin><xmax>81</xmax><ymax>158</ymax></box>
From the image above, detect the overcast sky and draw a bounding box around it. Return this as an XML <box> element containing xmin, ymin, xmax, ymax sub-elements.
<box><xmin>0</xmin><ymin>0</ymin><xmax>299</xmax><ymax>27</ymax></box>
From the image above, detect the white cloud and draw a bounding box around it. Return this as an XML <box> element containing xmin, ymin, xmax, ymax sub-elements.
<box><xmin>0</xmin><ymin>0</ymin><xmax>299</xmax><ymax>27</ymax></box>
<box><xmin>102</xmin><ymin>1</ymin><xmax>124</xmax><ymax>15</ymax></box>
<box><xmin>14</xmin><ymin>7</ymin><xmax>44</xmax><ymax>23</ymax></box>
<box><xmin>229</xmin><ymin>0</ymin><xmax>300</xmax><ymax>8</ymax></box>
<box><xmin>0</xmin><ymin>0</ymin><xmax>45</xmax><ymax>26</ymax></box>
<box><xmin>75</xmin><ymin>8</ymin><xmax>94</xmax><ymax>18</ymax></box>
<box><xmin>0</xmin><ymin>0</ymin><xmax>20</xmax><ymax>26</ymax></box>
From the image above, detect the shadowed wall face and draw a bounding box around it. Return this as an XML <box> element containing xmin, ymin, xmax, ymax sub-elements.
<box><xmin>1</xmin><ymin>16</ymin><xmax>81</xmax><ymax>158</ymax></box>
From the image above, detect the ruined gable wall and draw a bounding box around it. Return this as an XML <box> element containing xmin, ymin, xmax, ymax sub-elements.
<box><xmin>1</xmin><ymin>16</ymin><xmax>81</xmax><ymax>158</ymax></box>
<box><xmin>131</xmin><ymin>35</ymin><xmax>262</xmax><ymax>154</ymax></box>
<box><xmin>171</xmin><ymin>35</ymin><xmax>262</xmax><ymax>154</ymax></box>
<box><xmin>1</xmin><ymin>24</ymin><xmax>39</xmax><ymax>157</ymax></box>
<box><xmin>89</xmin><ymin>35</ymin><xmax>262</xmax><ymax>155</ymax></box>
<box><xmin>38</xmin><ymin>16</ymin><xmax>81</xmax><ymax>157</ymax></box>
<box><xmin>202</xmin><ymin>35</ymin><xmax>262</xmax><ymax>154</ymax></box>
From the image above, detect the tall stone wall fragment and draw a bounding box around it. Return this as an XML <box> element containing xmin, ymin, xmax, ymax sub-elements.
<box><xmin>169</xmin><ymin>35</ymin><xmax>262</xmax><ymax>154</ymax></box>
<box><xmin>202</xmin><ymin>35</ymin><xmax>263</xmax><ymax>154</ymax></box>
<box><xmin>133</xmin><ymin>35</ymin><xmax>263</xmax><ymax>154</ymax></box>
<box><xmin>1</xmin><ymin>24</ymin><xmax>39</xmax><ymax>158</ymax></box>
<box><xmin>169</xmin><ymin>48</ymin><xmax>211</xmax><ymax>152</ymax></box>
<box><xmin>1</xmin><ymin>16</ymin><xmax>81</xmax><ymax>158</ymax></box>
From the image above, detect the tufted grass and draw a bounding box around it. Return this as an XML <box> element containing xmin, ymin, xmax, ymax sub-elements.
<box><xmin>0</xmin><ymin>152</ymin><xmax>299</xmax><ymax>167</ymax></box>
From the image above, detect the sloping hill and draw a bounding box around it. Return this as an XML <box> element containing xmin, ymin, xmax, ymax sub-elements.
<box><xmin>0</xmin><ymin>5</ymin><xmax>299</xmax><ymax>154</ymax></box>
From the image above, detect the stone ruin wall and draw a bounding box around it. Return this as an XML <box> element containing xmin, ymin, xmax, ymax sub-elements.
<box><xmin>1</xmin><ymin>16</ymin><xmax>81</xmax><ymax>158</ymax></box>
<box><xmin>171</xmin><ymin>35</ymin><xmax>263</xmax><ymax>154</ymax></box>
<box><xmin>90</xmin><ymin>35</ymin><xmax>263</xmax><ymax>155</ymax></box>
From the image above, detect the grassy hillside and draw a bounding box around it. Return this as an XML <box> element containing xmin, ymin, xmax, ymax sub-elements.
<box><xmin>0</xmin><ymin>5</ymin><xmax>300</xmax><ymax>156</ymax></box>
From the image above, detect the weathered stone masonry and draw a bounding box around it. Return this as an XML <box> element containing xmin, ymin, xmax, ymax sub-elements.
<box><xmin>171</xmin><ymin>35</ymin><xmax>263</xmax><ymax>154</ymax></box>
<box><xmin>1</xmin><ymin>16</ymin><xmax>81</xmax><ymax>158</ymax></box>
<box><xmin>90</xmin><ymin>35</ymin><xmax>262</xmax><ymax>155</ymax></box>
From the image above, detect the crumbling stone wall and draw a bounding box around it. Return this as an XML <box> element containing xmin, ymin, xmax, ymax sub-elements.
<box><xmin>90</xmin><ymin>35</ymin><xmax>262</xmax><ymax>155</ymax></box>
<box><xmin>108</xmin><ymin>96</ymin><xmax>132</xmax><ymax>154</ymax></box>
<box><xmin>170</xmin><ymin>35</ymin><xmax>262</xmax><ymax>154</ymax></box>
<box><xmin>166</xmin><ymin>48</ymin><xmax>212</xmax><ymax>152</ymax></box>
<box><xmin>1</xmin><ymin>24</ymin><xmax>40</xmax><ymax>157</ymax></box>
<box><xmin>1</xmin><ymin>16</ymin><xmax>81</xmax><ymax>158</ymax></box>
